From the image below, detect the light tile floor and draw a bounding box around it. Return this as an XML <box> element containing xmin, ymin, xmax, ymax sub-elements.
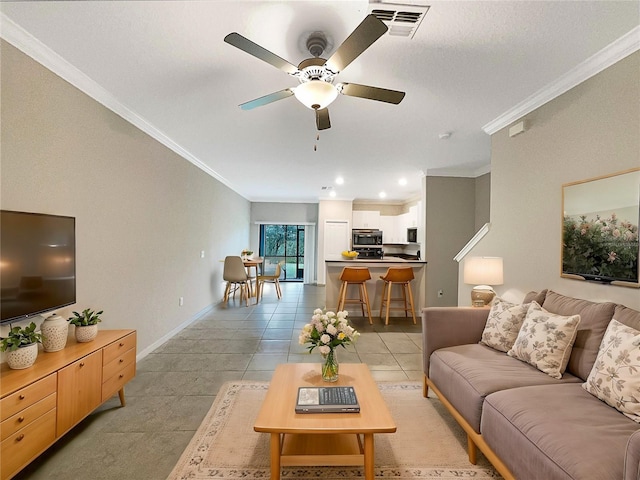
<box><xmin>15</xmin><ymin>283</ymin><xmax>423</xmax><ymax>480</ymax></box>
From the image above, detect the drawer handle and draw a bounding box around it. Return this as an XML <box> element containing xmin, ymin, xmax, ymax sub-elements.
<box><xmin>80</xmin><ymin>362</ymin><xmax>85</xmax><ymax>367</ymax></box>
<box><xmin>119</xmin><ymin>342</ymin><xmax>124</xmax><ymax>347</ymax></box>
<box><xmin>18</xmin><ymin>416</ymin><xmax>25</xmax><ymax>423</ymax></box>
<box><xmin>119</xmin><ymin>359</ymin><xmax>124</xmax><ymax>363</ymax></box>
<box><xmin>19</xmin><ymin>394</ymin><xmax>25</xmax><ymax>400</ymax></box>
<box><xmin>16</xmin><ymin>434</ymin><xmax>24</xmax><ymax>442</ymax></box>
<box><xmin>119</xmin><ymin>374</ymin><xmax>124</xmax><ymax>378</ymax></box>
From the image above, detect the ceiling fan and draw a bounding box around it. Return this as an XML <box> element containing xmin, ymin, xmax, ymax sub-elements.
<box><xmin>224</xmin><ymin>14</ymin><xmax>405</xmax><ymax>131</ymax></box>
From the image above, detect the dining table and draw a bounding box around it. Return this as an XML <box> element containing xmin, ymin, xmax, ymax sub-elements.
<box><xmin>242</xmin><ymin>257</ymin><xmax>263</xmax><ymax>297</ymax></box>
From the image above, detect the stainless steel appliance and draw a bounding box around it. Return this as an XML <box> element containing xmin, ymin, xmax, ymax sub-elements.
<box><xmin>353</xmin><ymin>247</ymin><xmax>383</xmax><ymax>259</ymax></box>
<box><xmin>352</xmin><ymin>229</ymin><xmax>383</xmax><ymax>247</ymax></box>
<box><xmin>407</xmin><ymin>227</ymin><xmax>417</xmax><ymax>243</ymax></box>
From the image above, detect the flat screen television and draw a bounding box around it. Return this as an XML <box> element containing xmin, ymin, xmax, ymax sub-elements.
<box><xmin>1</xmin><ymin>210</ymin><xmax>76</xmax><ymax>324</ymax></box>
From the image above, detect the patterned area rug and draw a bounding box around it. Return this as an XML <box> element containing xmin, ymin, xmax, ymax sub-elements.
<box><xmin>167</xmin><ymin>381</ymin><xmax>501</xmax><ymax>479</ymax></box>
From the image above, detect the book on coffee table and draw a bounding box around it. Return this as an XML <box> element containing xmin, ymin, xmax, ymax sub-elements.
<box><xmin>295</xmin><ymin>386</ymin><xmax>360</xmax><ymax>413</ymax></box>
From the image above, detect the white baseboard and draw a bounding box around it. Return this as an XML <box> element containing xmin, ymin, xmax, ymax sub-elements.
<box><xmin>135</xmin><ymin>304</ymin><xmax>216</xmax><ymax>362</ymax></box>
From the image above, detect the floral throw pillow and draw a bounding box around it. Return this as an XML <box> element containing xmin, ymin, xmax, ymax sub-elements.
<box><xmin>583</xmin><ymin>319</ymin><xmax>640</xmax><ymax>422</ymax></box>
<box><xmin>479</xmin><ymin>298</ymin><xmax>529</xmax><ymax>352</ymax></box>
<box><xmin>507</xmin><ymin>301</ymin><xmax>581</xmax><ymax>379</ymax></box>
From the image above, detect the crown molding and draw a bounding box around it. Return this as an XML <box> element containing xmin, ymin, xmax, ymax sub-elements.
<box><xmin>483</xmin><ymin>25</ymin><xmax>640</xmax><ymax>135</ymax></box>
<box><xmin>0</xmin><ymin>13</ymin><xmax>246</xmax><ymax>199</ymax></box>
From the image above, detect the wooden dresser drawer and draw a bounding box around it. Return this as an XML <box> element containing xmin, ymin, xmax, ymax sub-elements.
<box><xmin>103</xmin><ymin>347</ymin><xmax>136</xmax><ymax>382</ymax></box>
<box><xmin>0</xmin><ymin>374</ymin><xmax>56</xmax><ymax>422</ymax></box>
<box><xmin>102</xmin><ymin>361</ymin><xmax>136</xmax><ymax>402</ymax></box>
<box><xmin>103</xmin><ymin>332</ymin><xmax>136</xmax><ymax>365</ymax></box>
<box><xmin>1</xmin><ymin>392</ymin><xmax>56</xmax><ymax>441</ymax></box>
<box><xmin>1</xmin><ymin>408</ymin><xmax>56</xmax><ymax>480</ymax></box>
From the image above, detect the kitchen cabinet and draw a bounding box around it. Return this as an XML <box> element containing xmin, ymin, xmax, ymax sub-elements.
<box><xmin>381</xmin><ymin>214</ymin><xmax>408</xmax><ymax>244</ymax></box>
<box><xmin>0</xmin><ymin>330</ymin><xmax>136</xmax><ymax>480</ymax></box>
<box><xmin>56</xmin><ymin>350</ymin><xmax>102</xmax><ymax>436</ymax></box>
<box><xmin>352</xmin><ymin>210</ymin><xmax>380</xmax><ymax>229</ymax></box>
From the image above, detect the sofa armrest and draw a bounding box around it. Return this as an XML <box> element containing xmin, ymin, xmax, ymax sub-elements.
<box><xmin>421</xmin><ymin>307</ymin><xmax>490</xmax><ymax>379</ymax></box>
<box><xmin>624</xmin><ymin>429</ymin><xmax>640</xmax><ymax>480</ymax></box>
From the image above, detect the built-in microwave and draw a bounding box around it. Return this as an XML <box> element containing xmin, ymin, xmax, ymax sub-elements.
<box><xmin>352</xmin><ymin>229</ymin><xmax>383</xmax><ymax>247</ymax></box>
<box><xmin>407</xmin><ymin>227</ymin><xmax>417</xmax><ymax>243</ymax></box>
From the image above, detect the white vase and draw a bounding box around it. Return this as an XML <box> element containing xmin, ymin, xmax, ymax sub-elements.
<box><xmin>6</xmin><ymin>343</ymin><xmax>38</xmax><ymax>369</ymax></box>
<box><xmin>75</xmin><ymin>324</ymin><xmax>98</xmax><ymax>343</ymax></box>
<box><xmin>41</xmin><ymin>314</ymin><xmax>69</xmax><ymax>352</ymax></box>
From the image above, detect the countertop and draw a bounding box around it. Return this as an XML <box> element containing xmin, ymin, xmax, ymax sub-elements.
<box><xmin>325</xmin><ymin>257</ymin><xmax>426</xmax><ymax>264</ymax></box>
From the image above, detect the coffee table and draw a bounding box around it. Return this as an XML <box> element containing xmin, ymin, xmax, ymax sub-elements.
<box><xmin>254</xmin><ymin>363</ymin><xmax>396</xmax><ymax>480</ymax></box>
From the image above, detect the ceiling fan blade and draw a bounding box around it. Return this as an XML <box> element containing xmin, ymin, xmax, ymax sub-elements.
<box><xmin>239</xmin><ymin>89</ymin><xmax>294</xmax><ymax>110</ymax></box>
<box><xmin>324</xmin><ymin>14</ymin><xmax>388</xmax><ymax>74</ymax></box>
<box><xmin>224</xmin><ymin>33</ymin><xmax>299</xmax><ymax>76</ymax></box>
<box><xmin>316</xmin><ymin>108</ymin><xmax>331</xmax><ymax>130</ymax></box>
<box><xmin>339</xmin><ymin>83</ymin><xmax>405</xmax><ymax>104</ymax></box>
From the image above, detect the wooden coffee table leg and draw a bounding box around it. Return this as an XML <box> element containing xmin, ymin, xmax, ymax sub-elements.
<box><xmin>363</xmin><ymin>433</ymin><xmax>375</xmax><ymax>480</ymax></box>
<box><xmin>270</xmin><ymin>433</ymin><xmax>281</xmax><ymax>480</ymax></box>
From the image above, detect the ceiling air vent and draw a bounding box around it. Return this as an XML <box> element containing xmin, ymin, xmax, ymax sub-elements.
<box><xmin>368</xmin><ymin>1</ymin><xmax>430</xmax><ymax>39</ymax></box>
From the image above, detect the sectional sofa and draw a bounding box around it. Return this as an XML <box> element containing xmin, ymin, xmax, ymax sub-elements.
<box><xmin>422</xmin><ymin>289</ymin><xmax>640</xmax><ymax>480</ymax></box>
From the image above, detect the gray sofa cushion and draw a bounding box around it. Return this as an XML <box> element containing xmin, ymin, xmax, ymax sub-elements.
<box><xmin>541</xmin><ymin>290</ymin><xmax>616</xmax><ymax>380</ymax></box>
<box><xmin>429</xmin><ymin>344</ymin><xmax>582</xmax><ymax>433</ymax></box>
<box><xmin>614</xmin><ymin>304</ymin><xmax>640</xmax><ymax>331</ymax></box>
<box><xmin>482</xmin><ymin>384</ymin><xmax>640</xmax><ymax>480</ymax></box>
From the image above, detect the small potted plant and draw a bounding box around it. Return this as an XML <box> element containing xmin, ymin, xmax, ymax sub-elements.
<box><xmin>1</xmin><ymin>322</ymin><xmax>43</xmax><ymax>369</ymax></box>
<box><xmin>241</xmin><ymin>249</ymin><xmax>254</xmax><ymax>260</ymax></box>
<box><xmin>68</xmin><ymin>308</ymin><xmax>103</xmax><ymax>343</ymax></box>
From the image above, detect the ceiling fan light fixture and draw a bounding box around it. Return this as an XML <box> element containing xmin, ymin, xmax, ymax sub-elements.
<box><xmin>294</xmin><ymin>80</ymin><xmax>338</xmax><ymax>110</ymax></box>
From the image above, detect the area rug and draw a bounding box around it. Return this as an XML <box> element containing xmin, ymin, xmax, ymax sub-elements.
<box><xmin>167</xmin><ymin>381</ymin><xmax>501</xmax><ymax>479</ymax></box>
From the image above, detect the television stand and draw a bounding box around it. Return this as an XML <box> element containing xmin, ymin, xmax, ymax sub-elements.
<box><xmin>0</xmin><ymin>329</ymin><xmax>136</xmax><ymax>480</ymax></box>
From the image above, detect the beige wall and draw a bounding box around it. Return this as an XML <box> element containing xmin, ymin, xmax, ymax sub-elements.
<box><xmin>475</xmin><ymin>173</ymin><xmax>491</xmax><ymax>230</ymax></box>
<box><xmin>460</xmin><ymin>51</ymin><xmax>640</xmax><ymax>309</ymax></box>
<box><xmin>1</xmin><ymin>41</ymin><xmax>251</xmax><ymax>356</ymax></box>
<box><xmin>425</xmin><ymin>176</ymin><xmax>477</xmax><ymax>307</ymax></box>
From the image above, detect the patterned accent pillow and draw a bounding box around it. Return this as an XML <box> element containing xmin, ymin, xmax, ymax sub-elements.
<box><xmin>479</xmin><ymin>298</ymin><xmax>529</xmax><ymax>352</ymax></box>
<box><xmin>583</xmin><ymin>319</ymin><xmax>640</xmax><ymax>422</ymax></box>
<box><xmin>507</xmin><ymin>301</ymin><xmax>581</xmax><ymax>379</ymax></box>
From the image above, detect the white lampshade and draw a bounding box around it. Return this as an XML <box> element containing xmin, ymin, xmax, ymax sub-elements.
<box><xmin>464</xmin><ymin>257</ymin><xmax>504</xmax><ymax>286</ymax></box>
<box><xmin>293</xmin><ymin>80</ymin><xmax>338</xmax><ymax>110</ymax></box>
<box><xmin>464</xmin><ymin>257</ymin><xmax>504</xmax><ymax>307</ymax></box>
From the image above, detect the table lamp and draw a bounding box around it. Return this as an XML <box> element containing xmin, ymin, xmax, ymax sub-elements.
<box><xmin>463</xmin><ymin>257</ymin><xmax>504</xmax><ymax>307</ymax></box>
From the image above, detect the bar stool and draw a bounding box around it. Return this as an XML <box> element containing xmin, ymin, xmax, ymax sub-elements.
<box><xmin>337</xmin><ymin>267</ymin><xmax>373</xmax><ymax>324</ymax></box>
<box><xmin>379</xmin><ymin>267</ymin><xmax>417</xmax><ymax>325</ymax></box>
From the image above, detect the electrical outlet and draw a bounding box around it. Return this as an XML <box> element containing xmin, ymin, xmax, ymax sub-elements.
<box><xmin>437</xmin><ymin>290</ymin><xmax>444</xmax><ymax>298</ymax></box>
<box><xmin>179</xmin><ymin>297</ymin><xmax>184</xmax><ymax>306</ymax></box>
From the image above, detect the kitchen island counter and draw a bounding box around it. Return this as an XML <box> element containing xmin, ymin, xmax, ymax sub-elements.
<box><xmin>324</xmin><ymin>259</ymin><xmax>426</xmax><ymax>317</ymax></box>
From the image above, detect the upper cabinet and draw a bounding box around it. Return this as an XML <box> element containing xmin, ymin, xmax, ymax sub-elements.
<box><xmin>352</xmin><ymin>210</ymin><xmax>380</xmax><ymax>229</ymax></box>
<box><xmin>407</xmin><ymin>204</ymin><xmax>419</xmax><ymax>228</ymax></box>
<box><xmin>380</xmin><ymin>215</ymin><xmax>402</xmax><ymax>243</ymax></box>
<box><xmin>377</xmin><ymin>201</ymin><xmax>422</xmax><ymax>244</ymax></box>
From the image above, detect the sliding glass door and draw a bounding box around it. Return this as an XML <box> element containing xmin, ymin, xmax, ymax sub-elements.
<box><xmin>259</xmin><ymin>224</ymin><xmax>305</xmax><ymax>281</ymax></box>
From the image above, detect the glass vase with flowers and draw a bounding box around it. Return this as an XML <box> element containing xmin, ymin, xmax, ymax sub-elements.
<box><xmin>299</xmin><ymin>309</ymin><xmax>359</xmax><ymax>382</ymax></box>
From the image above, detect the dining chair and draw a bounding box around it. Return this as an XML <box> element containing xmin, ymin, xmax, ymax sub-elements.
<box><xmin>223</xmin><ymin>256</ymin><xmax>251</xmax><ymax>306</ymax></box>
<box><xmin>256</xmin><ymin>261</ymin><xmax>283</xmax><ymax>301</ymax></box>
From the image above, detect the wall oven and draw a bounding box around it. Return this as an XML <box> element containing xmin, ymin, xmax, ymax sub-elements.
<box><xmin>352</xmin><ymin>229</ymin><xmax>383</xmax><ymax>247</ymax></box>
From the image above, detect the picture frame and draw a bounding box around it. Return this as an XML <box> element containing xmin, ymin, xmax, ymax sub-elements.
<box><xmin>561</xmin><ymin>168</ymin><xmax>640</xmax><ymax>288</ymax></box>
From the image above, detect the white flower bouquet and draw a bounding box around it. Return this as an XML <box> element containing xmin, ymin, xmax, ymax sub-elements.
<box><xmin>299</xmin><ymin>308</ymin><xmax>359</xmax><ymax>355</ymax></box>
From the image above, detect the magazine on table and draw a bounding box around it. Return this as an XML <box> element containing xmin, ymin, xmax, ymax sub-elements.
<box><xmin>295</xmin><ymin>386</ymin><xmax>360</xmax><ymax>413</ymax></box>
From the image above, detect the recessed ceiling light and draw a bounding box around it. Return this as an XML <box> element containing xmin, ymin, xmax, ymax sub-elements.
<box><xmin>398</xmin><ymin>178</ymin><xmax>407</xmax><ymax>186</ymax></box>
<box><xmin>439</xmin><ymin>132</ymin><xmax>452</xmax><ymax>140</ymax></box>
<box><xmin>335</xmin><ymin>176</ymin><xmax>344</xmax><ymax>185</ymax></box>
<box><xmin>329</xmin><ymin>190</ymin><xmax>337</xmax><ymax>197</ymax></box>
<box><xmin>379</xmin><ymin>191</ymin><xmax>387</xmax><ymax>199</ymax></box>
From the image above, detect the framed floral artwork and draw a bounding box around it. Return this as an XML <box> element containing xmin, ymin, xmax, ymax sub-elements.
<box><xmin>562</xmin><ymin>168</ymin><xmax>640</xmax><ymax>288</ymax></box>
